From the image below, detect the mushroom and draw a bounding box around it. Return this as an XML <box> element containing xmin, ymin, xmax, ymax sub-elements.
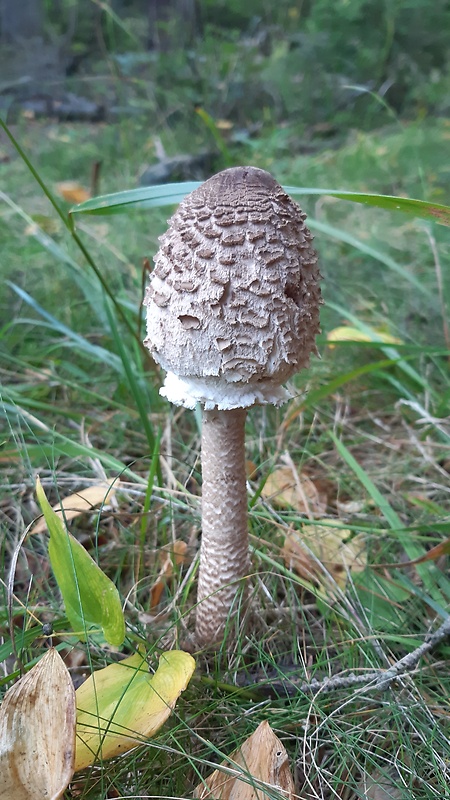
<box><xmin>144</xmin><ymin>166</ymin><xmax>322</xmax><ymax>646</ymax></box>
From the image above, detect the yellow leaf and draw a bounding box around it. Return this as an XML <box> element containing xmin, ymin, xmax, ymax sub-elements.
<box><xmin>195</xmin><ymin>720</ymin><xmax>294</xmax><ymax>800</ymax></box>
<box><xmin>30</xmin><ymin>483</ymin><xmax>116</xmax><ymax>534</ymax></box>
<box><xmin>75</xmin><ymin>649</ymin><xmax>195</xmax><ymax>771</ymax></box>
<box><xmin>262</xmin><ymin>467</ymin><xmax>326</xmax><ymax>516</ymax></box>
<box><xmin>283</xmin><ymin>524</ymin><xmax>366</xmax><ymax>590</ymax></box>
<box><xmin>55</xmin><ymin>181</ymin><xmax>91</xmax><ymax>204</ymax></box>
<box><xmin>0</xmin><ymin>649</ymin><xmax>76</xmax><ymax>800</ymax></box>
<box><xmin>216</xmin><ymin>119</ymin><xmax>234</xmax><ymax>130</ymax></box>
<box><xmin>327</xmin><ymin>326</ymin><xmax>402</xmax><ymax>347</ymax></box>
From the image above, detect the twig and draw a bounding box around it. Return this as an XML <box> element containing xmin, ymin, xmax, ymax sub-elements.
<box><xmin>296</xmin><ymin>615</ymin><xmax>450</xmax><ymax>695</ymax></box>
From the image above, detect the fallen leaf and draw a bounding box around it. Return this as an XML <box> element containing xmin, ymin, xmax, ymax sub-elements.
<box><xmin>36</xmin><ymin>477</ymin><xmax>125</xmax><ymax>646</ymax></box>
<box><xmin>262</xmin><ymin>467</ymin><xmax>326</xmax><ymax>516</ymax></box>
<box><xmin>30</xmin><ymin>482</ymin><xmax>116</xmax><ymax>534</ymax></box>
<box><xmin>55</xmin><ymin>181</ymin><xmax>91</xmax><ymax>204</ymax></box>
<box><xmin>75</xmin><ymin>649</ymin><xmax>195</xmax><ymax>770</ymax></box>
<box><xmin>216</xmin><ymin>119</ymin><xmax>234</xmax><ymax>130</ymax></box>
<box><xmin>0</xmin><ymin>649</ymin><xmax>76</xmax><ymax>800</ymax></box>
<box><xmin>356</xmin><ymin>768</ymin><xmax>403</xmax><ymax>799</ymax></box>
<box><xmin>337</xmin><ymin>498</ymin><xmax>366</xmax><ymax>515</ymax></box>
<box><xmin>246</xmin><ymin>460</ymin><xmax>258</xmax><ymax>480</ymax></box>
<box><xmin>283</xmin><ymin>524</ymin><xmax>366</xmax><ymax>589</ymax></box>
<box><xmin>282</xmin><ymin>532</ymin><xmax>320</xmax><ymax>586</ymax></box>
<box><xmin>150</xmin><ymin>540</ymin><xmax>188</xmax><ymax>608</ymax></box>
<box><xmin>195</xmin><ymin>720</ymin><xmax>294</xmax><ymax>800</ymax></box>
<box><xmin>327</xmin><ymin>326</ymin><xmax>402</xmax><ymax>347</ymax></box>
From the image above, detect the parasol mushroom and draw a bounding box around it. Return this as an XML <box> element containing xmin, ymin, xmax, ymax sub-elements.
<box><xmin>144</xmin><ymin>166</ymin><xmax>322</xmax><ymax>646</ymax></box>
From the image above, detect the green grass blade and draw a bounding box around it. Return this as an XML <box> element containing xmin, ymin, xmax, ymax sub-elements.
<box><xmin>70</xmin><ymin>182</ymin><xmax>450</xmax><ymax>226</ymax></box>
<box><xmin>2</xmin><ymin>401</ymin><xmax>146</xmax><ymax>484</ymax></box>
<box><xmin>70</xmin><ymin>182</ymin><xmax>203</xmax><ymax>219</ymax></box>
<box><xmin>330</xmin><ymin>432</ymin><xmax>448</xmax><ymax>609</ymax></box>
<box><xmin>285</xmin><ymin>187</ymin><xmax>450</xmax><ymax>226</ymax></box>
<box><xmin>297</xmin><ymin>357</ymin><xmax>411</xmax><ymax>409</ymax></box>
<box><xmin>104</xmin><ymin>300</ymin><xmax>162</xmax><ymax>483</ymax></box>
<box><xmin>309</xmin><ymin>218</ymin><xmax>432</xmax><ymax>296</ymax></box>
<box><xmin>0</xmin><ymin>118</ymin><xmax>144</xmax><ymax>348</ymax></box>
<box><xmin>9</xmin><ymin>282</ymin><xmax>124</xmax><ymax>372</ymax></box>
<box><xmin>326</xmin><ymin>300</ymin><xmax>434</xmax><ymax>397</ymax></box>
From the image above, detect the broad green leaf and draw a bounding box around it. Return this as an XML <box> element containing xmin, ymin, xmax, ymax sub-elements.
<box><xmin>70</xmin><ymin>182</ymin><xmax>450</xmax><ymax>227</ymax></box>
<box><xmin>75</xmin><ymin>649</ymin><xmax>195</xmax><ymax>770</ymax></box>
<box><xmin>0</xmin><ymin>649</ymin><xmax>76</xmax><ymax>800</ymax></box>
<box><xmin>36</xmin><ymin>477</ymin><xmax>125</xmax><ymax>646</ymax></box>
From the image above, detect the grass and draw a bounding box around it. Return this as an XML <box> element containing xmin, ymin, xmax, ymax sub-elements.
<box><xmin>1</xmin><ymin>108</ymin><xmax>450</xmax><ymax>800</ymax></box>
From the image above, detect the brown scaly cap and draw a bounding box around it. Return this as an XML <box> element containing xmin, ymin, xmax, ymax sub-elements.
<box><xmin>144</xmin><ymin>166</ymin><xmax>322</xmax><ymax>409</ymax></box>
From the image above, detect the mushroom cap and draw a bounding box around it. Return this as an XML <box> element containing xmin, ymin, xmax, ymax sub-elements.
<box><xmin>144</xmin><ymin>166</ymin><xmax>322</xmax><ymax>410</ymax></box>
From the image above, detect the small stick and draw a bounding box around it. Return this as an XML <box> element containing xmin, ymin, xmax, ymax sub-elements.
<box><xmin>294</xmin><ymin>615</ymin><xmax>450</xmax><ymax>696</ymax></box>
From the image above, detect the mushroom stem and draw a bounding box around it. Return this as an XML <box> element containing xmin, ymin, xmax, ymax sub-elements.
<box><xmin>196</xmin><ymin>407</ymin><xmax>250</xmax><ymax>645</ymax></box>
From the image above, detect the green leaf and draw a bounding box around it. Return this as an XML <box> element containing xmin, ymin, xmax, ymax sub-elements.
<box><xmin>70</xmin><ymin>182</ymin><xmax>450</xmax><ymax>226</ymax></box>
<box><xmin>74</xmin><ymin>649</ymin><xmax>196</xmax><ymax>770</ymax></box>
<box><xmin>36</xmin><ymin>477</ymin><xmax>125</xmax><ymax>646</ymax></box>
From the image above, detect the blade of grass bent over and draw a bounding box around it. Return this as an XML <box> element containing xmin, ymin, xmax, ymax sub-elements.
<box><xmin>70</xmin><ymin>183</ymin><xmax>450</xmax><ymax>227</ymax></box>
<box><xmin>104</xmin><ymin>299</ymin><xmax>162</xmax><ymax>484</ymax></box>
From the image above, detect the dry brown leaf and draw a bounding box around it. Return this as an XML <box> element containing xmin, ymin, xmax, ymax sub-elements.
<box><xmin>194</xmin><ymin>720</ymin><xmax>294</xmax><ymax>800</ymax></box>
<box><xmin>0</xmin><ymin>648</ymin><xmax>76</xmax><ymax>800</ymax></box>
<box><xmin>377</xmin><ymin>536</ymin><xmax>450</xmax><ymax>569</ymax></box>
<box><xmin>356</xmin><ymin>769</ymin><xmax>403</xmax><ymax>799</ymax></box>
<box><xmin>30</xmin><ymin>483</ymin><xmax>116</xmax><ymax>534</ymax></box>
<box><xmin>246</xmin><ymin>460</ymin><xmax>258</xmax><ymax>480</ymax></box>
<box><xmin>150</xmin><ymin>539</ymin><xmax>188</xmax><ymax>608</ymax></box>
<box><xmin>262</xmin><ymin>467</ymin><xmax>326</xmax><ymax>516</ymax></box>
<box><xmin>283</xmin><ymin>524</ymin><xmax>366</xmax><ymax>589</ymax></box>
<box><xmin>55</xmin><ymin>181</ymin><xmax>91</xmax><ymax>204</ymax></box>
<box><xmin>282</xmin><ymin>532</ymin><xmax>320</xmax><ymax>586</ymax></box>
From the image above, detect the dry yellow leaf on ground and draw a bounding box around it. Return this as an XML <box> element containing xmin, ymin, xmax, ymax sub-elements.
<box><xmin>0</xmin><ymin>649</ymin><xmax>76</xmax><ymax>800</ymax></box>
<box><xmin>262</xmin><ymin>467</ymin><xmax>326</xmax><ymax>516</ymax></box>
<box><xmin>327</xmin><ymin>326</ymin><xmax>402</xmax><ymax>347</ymax></box>
<box><xmin>75</xmin><ymin>650</ymin><xmax>195</xmax><ymax>771</ymax></box>
<box><xmin>194</xmin><ymin>720</ymin><xmax>294</xmax><ymax>800</ymax></box>
<box><xmin>55</xmin><ymin>181</ymin><xmax>91</xmax><ymax>204</ymax></box>
<box><xmin>283</xmin><ymin>524</ymin><xmax>366</xmax><ymax>589</ymax></box>
<box><xmin>30</xmin><ymin>483</ymin><xmax>116</xmax><ymax>534</ymax></box>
